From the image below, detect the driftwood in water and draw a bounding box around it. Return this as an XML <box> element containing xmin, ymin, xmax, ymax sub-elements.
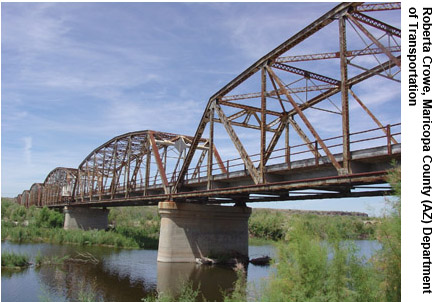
<box><xmin>249</xmin><ymin>256</ymin><xmax>271</xmax><ymax>266</ymax></box>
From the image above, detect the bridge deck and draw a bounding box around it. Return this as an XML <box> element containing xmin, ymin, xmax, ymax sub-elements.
<box><xmin>53</xmin><ymin>144</ymin><xmax>400</xmax><ymax>208</ymax></box>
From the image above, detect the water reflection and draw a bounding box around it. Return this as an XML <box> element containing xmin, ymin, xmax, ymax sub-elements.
<box><xmin>157</xmin><ymin>262</ymin><xmax>238</xmax><ymax>302</ymax></box>
<box><xmin>2</xmin><ymin>241</ymin><xmax>379</xmax><ymax>302</ymax></box>
<box><xmin>2</xmin><ymin>242</ymin><xmax>258</xmax><ymax>302</ymax></box>
<box><xmin>36</xmin><ymin>260</ymin><xmax>155</xmax><ymax>302</ymax></box>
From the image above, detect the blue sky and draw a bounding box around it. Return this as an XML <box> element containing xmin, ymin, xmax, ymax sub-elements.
<box><xmin>1</xmin><ymin>2</ymin><xmax>400</xmax><ymax>216</ymax></box>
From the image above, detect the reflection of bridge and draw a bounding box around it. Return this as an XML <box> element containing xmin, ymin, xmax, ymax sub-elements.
<box><xmin>15</xmin><ymin>2</ymin><xmax>401</xmax><ymax>263</ymax></box>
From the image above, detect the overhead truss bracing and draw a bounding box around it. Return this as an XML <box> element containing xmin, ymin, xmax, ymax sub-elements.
<box><xmin>174</xmin><ymin>2</ymin><xmax>401</xmax><ymax>198</ymax></box>
<box><xmin>73</xmin><ymin>130</ymin><xmax>221</xmax><ymax>203</ymax></box>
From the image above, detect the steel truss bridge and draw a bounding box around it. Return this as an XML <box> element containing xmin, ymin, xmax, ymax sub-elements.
<box><xmin>17</xmin><ymin>2</ymin><xmax>401</xmax><ymax>209</ymax></box>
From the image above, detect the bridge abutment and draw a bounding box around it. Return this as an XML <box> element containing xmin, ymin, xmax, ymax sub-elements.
<box><xmin>63</xmin><ymin>206</ymin><xmax>109</xmax><ymax>230</ymax></box>
<box><xmin>157</xmin><ymin>201</ymin><xmax>251</xmax><ymax>263</ymax></box>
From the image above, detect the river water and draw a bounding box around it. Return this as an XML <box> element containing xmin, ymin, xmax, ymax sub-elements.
<box><xmin>1</xmin><ymin>240</ymin><xmax>380</xmax><ymax>302</ymax></box>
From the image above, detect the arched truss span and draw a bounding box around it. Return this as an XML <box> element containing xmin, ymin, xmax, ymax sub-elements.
<box><xmin>29</xmin><ymin>183</ymin><xmax>44</xmax><ymax>207</ymax></box>
<box><xmin>21</xmin><ymin>190</ymin><xmax>30</xmax><ymax>208</ymax></box>
<box><xmin>42</xmin><ymin>167</ymin><xmax>77</xmax><ymax>206</ymax></box>
<box><xmin>16</xmin><ymin>194</ymin><xmax>23</xmax><ymax>206</ymax></box>
<box><xmin>74</xmin><ymin>130</ymin><xmax>221</xmax><ymax>202</ymax></box>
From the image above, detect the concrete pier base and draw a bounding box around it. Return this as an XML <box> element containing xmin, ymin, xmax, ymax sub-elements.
<box><xmin>157</xmin><ymin>201</ymin><xmax>252</xmax><ymax>263</ymax></box>
<box><xmin>63</xmin><ymin>206</ymin><xmax>109</xmax><ymax>230</ymax></box>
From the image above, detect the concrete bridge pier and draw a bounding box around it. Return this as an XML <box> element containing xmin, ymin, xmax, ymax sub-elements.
<box><xmin>157</xmin><ymin>201</ymin><xmax>252</xmax><ymax>263</ymax></box>
<box><xmin>63</xmin><ymin>206</ymin><xmax>109</xmax><ymax>230</ymax></box>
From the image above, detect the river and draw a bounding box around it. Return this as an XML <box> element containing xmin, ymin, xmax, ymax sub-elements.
<box><xmin>1</xmin><ymin>240</ymin><xmax>380</xmax><ymax>302</ymax></box>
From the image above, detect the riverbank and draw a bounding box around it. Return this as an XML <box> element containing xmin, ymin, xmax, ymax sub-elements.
<box><xmin>1</xmin><ymin>198</ymin><xmax>377</xmax><ymax>250</ymax></box>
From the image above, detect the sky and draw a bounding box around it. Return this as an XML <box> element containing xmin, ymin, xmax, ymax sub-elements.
<box><xmin>1</xmin><ymin>2</ymin><xmax>400</xmax><ymax>216</ymax></box>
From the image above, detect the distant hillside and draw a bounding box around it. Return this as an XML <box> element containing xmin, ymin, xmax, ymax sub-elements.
<box><xmin>253</xmin><ymin>207</ymin><xmax>368</xmax><ymax>217</ymax></box>
<box><xmin>1</xmin><ymin>197</ymin><xmax>16</xmax><ymax>203</ymax></box>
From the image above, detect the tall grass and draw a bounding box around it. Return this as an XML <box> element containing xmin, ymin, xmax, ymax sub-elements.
<box><xmin>2</xmin><ymin>223</ymin><xmax>139</xmax><ymax>248</ymax></box>
<box><xmin>1</xmin><ymin>251</ymin><xmax>30</xmax><ymax>268</ymax></box>
<box><xmin>1</xmin><ymin>199</ymin><xmax>160</xmax><ymax>249</ymax></box>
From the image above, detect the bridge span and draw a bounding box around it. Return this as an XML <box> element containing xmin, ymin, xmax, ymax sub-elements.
<box><xmin>15</xmin><ymin>2</ymin><xmax>401</xmax><ymax>263</ymax></box>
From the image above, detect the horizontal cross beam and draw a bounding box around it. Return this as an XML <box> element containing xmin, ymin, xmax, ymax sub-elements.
<box><xmin>272</xmin><ymin>62</ymin><xmax>340</xmax><ymax>85</ymax></box>
<box><xmin>276</xmin><ymin>45</ymin><xmax>400</xmax><ymax>63</ymax></box>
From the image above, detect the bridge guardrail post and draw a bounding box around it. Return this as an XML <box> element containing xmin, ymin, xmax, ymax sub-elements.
<box><xmin>315</xmin><ymin>141</ymin><xmax>319</xmax><ymax>166</ymax></box>
<box><xmin>386</xmin><ymin>124</ymin><xmax>391</xmax><ymax>155</ymax></box>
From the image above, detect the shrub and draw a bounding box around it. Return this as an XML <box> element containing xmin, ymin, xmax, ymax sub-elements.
<box><xmin>261</xmin><ymin>216</ymin><xmax>382</xmax><ymax>302</ymax></box>
<box><xmin>375</xmin><ymin>166</ymin><xmax>401</xmax><ymax>302</ymax></box>
<box><xmin>35</xmin><ymin>207</ymin><xmax>64</xmax><ymax>228</ymax></box>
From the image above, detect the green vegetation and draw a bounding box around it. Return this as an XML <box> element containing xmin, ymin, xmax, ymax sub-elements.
<box><xmin>1</xmin><ymin>199</ymin><xmax>160</xmax><ymax>249</ymax></box>
<box><xmin>249</xmin><ymin>208</ymin><xmax>377</xmax><ymax>241</ymax></box>
<box><xmin>2</xmin><ymin>194</ymin><xmax>376</xmax><ymax>251</ymax></box>
<box><xmin>374</xmin><ymin>166</ymin><xmax>401</xmax><ymax>301</ymax></box>
<box><xmin>259</xmin><ymin>216</ymin><xmax>383</xmax><ymax>302</ymax></box>
<box><xmin>109</xmin><ymin>206</ymin><xmax>160</xmax><ymax>249</ymax></box>
<box><xmin>1</xmin><ymin>251</ymin><xmax>30</xmax><ymax>269</ymax></box>
<box><xmin>34</xmin><ymin>251</ymin><xmax>99</xmax><ymax>267</ymax></box>
<box><xmin>256</xmin><ymin>166</ymin><xmax>401</xmax><ymax>302</ymax></box>
<box><xmin>223</xmin><ymin>265</ymin><xmax>247</xmax><ymax>302</ymax></box>
<box><xmin>35</xmin><ymin>252</ymin><xmax>70</xmax><ymax>266</ymax></box>
<box><xmin>2</xmin><ymin>223</ymin><xmax>139</xmax><ymax>248</ymax></box>
<box><xmin>35</xmin><ymin>206</ymin><xmax>64</xmax><ymax>228</ymax></box>
<box><xmin>142</xmin><ymin>281</ymin><xmax>200</xmax><ymax>302</ymax></box>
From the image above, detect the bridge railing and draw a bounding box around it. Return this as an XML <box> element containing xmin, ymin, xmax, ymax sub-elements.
<box><xmin>179</xmin><ymin>123</ymin><xmax>401</xmax><ymax>184</ymax></box>
<box><xmin>28</xmin><ymin>123</ymin><xmax>400</xmax><ymax>205</ymax></box>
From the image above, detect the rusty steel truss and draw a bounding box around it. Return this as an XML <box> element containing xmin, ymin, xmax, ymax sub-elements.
<box><xmin>41</xmin><ymin>168</ymin><xmax>77</xmax><ymax>206</ymax></box>
<box><xmin>73</xmin><ymin>130</ymin><xmax>221</xmax><ymax>203</ymax></box>
<box><xmin>173</xmin><ymin>2</ymin><xmax>401</xmax><ymax>198</ymax></box>
<box><xmin>16</xmin><ymin>2</ymin><xmax>401</xmax><ymax>208</ymax></box>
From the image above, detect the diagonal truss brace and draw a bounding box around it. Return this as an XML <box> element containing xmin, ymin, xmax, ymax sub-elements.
<box><xmin>261</xmin><ymin>115</ymin><xmax>288</xmax><ymax>167</ymax></box>
<box><xmin>349</xmin><ymin>89</ymin><xmax>398</xmax><ymax>144</ymax></box>
<box><xmin>266</xmin><ymin>66</ymin><xmax>343</xmax><ymax>172</ymax></box>
<box><xmin>148</xmin><ymin>132</ymin><xmax>170</xmax><ymax>194</ymax></box>
<box><xmin>213</xmin><ymin>101</ymin><xmax>262</xmax><ymax>184</ymax></box>
<box><xmin>288</xmin><ymin>117</ymin><xmax>321</xmax><ymax>159</ymax></box>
